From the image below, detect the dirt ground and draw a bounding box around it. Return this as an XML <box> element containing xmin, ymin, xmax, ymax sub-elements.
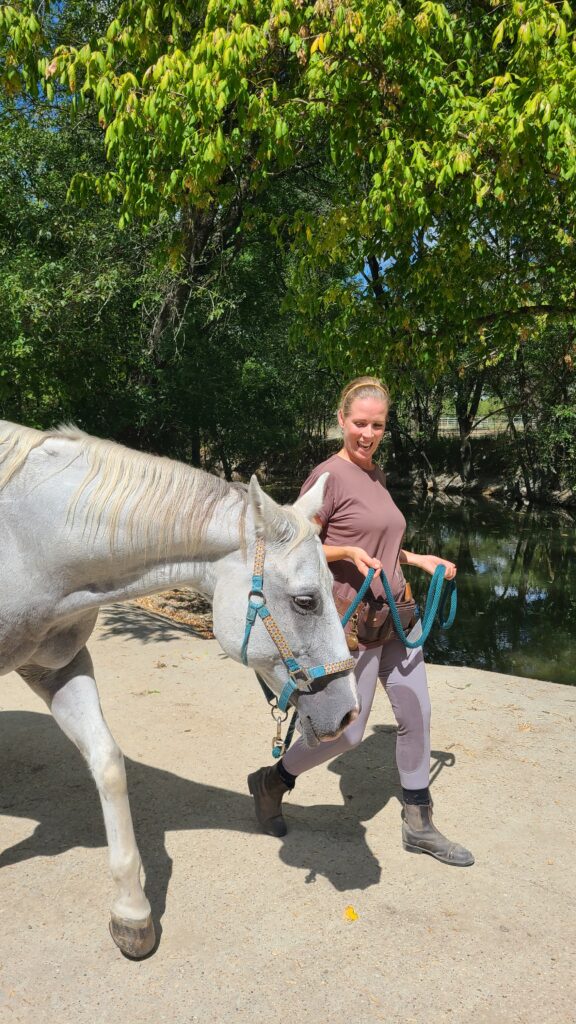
<box><xmin>1</xmin><ymin>603</ymin><xmax>574</xmax><ymax>1024</ymax></box>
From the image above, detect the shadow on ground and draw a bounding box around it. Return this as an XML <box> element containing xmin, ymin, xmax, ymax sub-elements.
<box><xmin>0</xmin><ymin>711</ymin><xmax>455</xmax><ymax>936</ymax></box>
<box><xmin>97</xmin><ymin>605</ymin><xmax>204</xmax><ymax>644</ymax></box>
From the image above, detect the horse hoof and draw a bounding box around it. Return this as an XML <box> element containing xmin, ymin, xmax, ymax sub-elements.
<box><xmin>109</xmin><ymin>913</ymin><xmax>156</xmax><ymax>959</ymax></box>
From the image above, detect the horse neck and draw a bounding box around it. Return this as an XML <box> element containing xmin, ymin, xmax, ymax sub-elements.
<box><xmin>77</xmin><ymin>483</ymin><xmax>247</xmax><ymax>603</ymax></box>
<box><xmin>9</xmin><ymin>434</ymin><xmax>249</xmax><ymax>606</ymax></box>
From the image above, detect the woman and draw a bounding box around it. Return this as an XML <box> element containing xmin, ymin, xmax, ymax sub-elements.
<box><xmin>248</xmin><ymin>376</ymin><xmax>474</xmax><ymax>866</ymax></box>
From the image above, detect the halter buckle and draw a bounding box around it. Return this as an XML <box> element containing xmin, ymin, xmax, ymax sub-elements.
<box><xmin>288</xmin><ymin>666</ymin><xmax>314</xmax><ymax>690</ymax></box>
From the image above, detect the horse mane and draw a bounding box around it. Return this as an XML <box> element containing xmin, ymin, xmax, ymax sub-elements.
<box><xmin>0</xmin><ymin>421</ymin><xmax>46</xmax><ymax>489</ymax></box>
<box><xmin>0</xmin><ymin>421</ymin><xmax>312</xmax><ymax>555</ymax></box>
<box><xmin>0</xmin><ymin>420</ymin><xmax>249</xmax><ymax>553</ymax></box>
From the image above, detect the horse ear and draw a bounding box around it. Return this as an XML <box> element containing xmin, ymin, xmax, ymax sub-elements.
<box><xmin>292</xmin><ymin>473</ymin><xmax>328</xmax><ymax>522</ymax></box>
<box><xmin>248</xmin><ymin>475</ymin><xmax>291</xmax><ymax>541</ymax></box>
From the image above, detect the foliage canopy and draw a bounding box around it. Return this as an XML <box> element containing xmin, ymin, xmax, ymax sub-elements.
<box><xmin>3</xmin><ymin>1</ymin><xmax>576</xmax><ymax>371</ymax></box>
<box><xmin>0</xmin><ymin>1</ymin><xmax>575</xmax><ymax>492</ymax></box>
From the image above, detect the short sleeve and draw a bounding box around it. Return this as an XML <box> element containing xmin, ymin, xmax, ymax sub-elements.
<box><xmin>299</xmin><ymin>467</ymin><xmax>336</xmax><ymax>530</ymax></box>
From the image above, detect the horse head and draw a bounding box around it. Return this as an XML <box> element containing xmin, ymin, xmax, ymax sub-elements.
<box><xmin>211</xmin><ymin>474</ymin><xmax>360</xmax><ymax>747</ymax></box>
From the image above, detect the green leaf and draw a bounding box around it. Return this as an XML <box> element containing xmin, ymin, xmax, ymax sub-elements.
<box><xmin>493</xmin><ymin>21</ymin><xmax>505</xmax><ymax>48</ymax></box>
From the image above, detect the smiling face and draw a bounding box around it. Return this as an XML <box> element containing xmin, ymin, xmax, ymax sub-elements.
<box><xmin>337</xmin><ymin>395</ymin><xmax>388</xmax><ymax>470</ymax></box>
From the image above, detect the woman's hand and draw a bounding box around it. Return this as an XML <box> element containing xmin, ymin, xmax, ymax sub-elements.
<box><xmin>322</xmin><ymin>544</ymin><xmax>381</xmax><ymax>577</ymax></box>
<box><xmin>400</xmin><ymin>549</ymin><xmax>457</xmax><ymax>579</ymax></box>
<box><xmin>347</xmin><ymin>546</ymin><xmax>382</xmax><ymax>577</ymax></box>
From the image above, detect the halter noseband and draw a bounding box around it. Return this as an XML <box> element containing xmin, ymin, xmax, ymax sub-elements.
<box><xmin>240</xmin><ymin>538</ymin><xmax>355</xmax><ymax>711</ymax></box>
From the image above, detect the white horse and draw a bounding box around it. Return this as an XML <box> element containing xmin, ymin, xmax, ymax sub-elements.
<box><xmin>0</xmin><ymin>421</ymin><xmax>359</xmax><ymax>957</ymax></box>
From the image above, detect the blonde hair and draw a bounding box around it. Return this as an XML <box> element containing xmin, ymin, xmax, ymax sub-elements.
<box><xmin>339</xmin><ymin>376</ymin><xmax>389</xmax><ymax>418</ymax></box>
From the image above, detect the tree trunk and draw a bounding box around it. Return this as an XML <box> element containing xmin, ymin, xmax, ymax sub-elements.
<box><xmin>492</xmin><ymin>382</ymin><xmax>534</xmax><ymax>502</ymax></box>
<box><xmin>387</xmin><ymin>408</ymin><xmax>409</xmax><ymax>472</ymax></box>
<box><xmin>147</xmin><ymin>176</ymin><xmax>251</xmax><ymax>353</ymax></box>
<box><xmin>454</xmin><ymin>374</ymin><xmax>484</xmax><ymax>482</ymax></box>
<box><xmin>217</xmin><ymin>442</ymin><xmax>233</xmax><ymax>482</ymax></box>
<box><xmin>189</xmin><ymin>425</ymin><xmax>201</xmax><ymax>467</ymax></box>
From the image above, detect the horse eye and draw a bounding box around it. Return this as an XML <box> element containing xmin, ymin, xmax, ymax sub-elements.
<box><xmin>293</xmin><ymin>595</ymin><xmax>317</xmax><ymax>612</ymax></box>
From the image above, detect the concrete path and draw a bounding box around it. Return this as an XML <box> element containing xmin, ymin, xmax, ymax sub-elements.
<box><xmin>1</xmin><ymin>605</ymin><xmax>574</xmax><ymax>1024</ymax></box>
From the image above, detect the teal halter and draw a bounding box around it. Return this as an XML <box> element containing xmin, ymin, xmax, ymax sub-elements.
<box><xmin>241</xmin><ymin>538</ymin><xmax>355</xmax><ymax>712</ymax></box>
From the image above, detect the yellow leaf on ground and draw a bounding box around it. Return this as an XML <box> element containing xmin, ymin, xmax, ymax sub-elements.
<box><xmin>344</xmin><ymin>905</ymin><xmax>359</xmax><ymax>921</ymax></box>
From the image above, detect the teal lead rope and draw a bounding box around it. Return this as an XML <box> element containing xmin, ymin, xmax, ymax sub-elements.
<box><xmin>261</xmin><ymin>565</ymin><xmax>457</xmax><ymax>758</ymax></box>
<box><xmin>341</xmin><ymin>565</ymin><xmax>457</xmax><ymax>646</ymax></box>
<box><xmin>369</xmin><ymin>564</ymin><xmax>457</xmax><ymax>648</ymax></box>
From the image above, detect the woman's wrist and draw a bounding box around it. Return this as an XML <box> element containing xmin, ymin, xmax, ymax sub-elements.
<box><xmin>322</xmin><ymin>544</ymin><xmax>351</xmax><ymax>563</ymax></box>
<box><xmin>400</xmin><ymin>549</ymin><xmax>423</xmax><ymax>569</ymax></box>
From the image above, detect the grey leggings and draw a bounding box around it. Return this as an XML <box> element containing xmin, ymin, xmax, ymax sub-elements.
<box><xmin>283</xmin><ymin>639</ymin><xmax>432</xmax><ymax>790</ymax></box>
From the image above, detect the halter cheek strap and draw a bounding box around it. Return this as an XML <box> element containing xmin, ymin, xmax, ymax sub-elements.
<box><xmin>241</xmin><ymin>538</ymin><xmax>355</xmax><ymax>711</ymax></box>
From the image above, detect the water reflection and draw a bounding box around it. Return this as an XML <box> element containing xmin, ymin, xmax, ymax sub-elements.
<box><xmin>396</xmin><ymin>496</ymin><xmax>576</xmax><ymax>686</ymax></box>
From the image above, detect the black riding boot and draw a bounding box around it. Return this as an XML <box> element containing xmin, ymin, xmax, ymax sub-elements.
<box><xmin>247</xmin><ymin>765</ymin><xmax>294</xmax><ymax>837</ymax></box>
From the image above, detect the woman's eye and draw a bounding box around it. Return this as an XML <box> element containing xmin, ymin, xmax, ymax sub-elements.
<box><xmin>293</xmin><ymin>595</ymin><xmax>318</xmax><ymax>612</ymax></box>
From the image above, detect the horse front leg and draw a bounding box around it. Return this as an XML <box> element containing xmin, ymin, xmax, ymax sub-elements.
<box><xmin>19</xmin><ymin>647</ymin><xmax>156</xmax><ymax>958</ymax></box>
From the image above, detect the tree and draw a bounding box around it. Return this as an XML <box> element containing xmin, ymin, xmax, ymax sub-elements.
<box><xmin>4</xmin><ymin>0</ymin><xmax>576</xmax><ymax>369</ymax></box>
<box><xmin>0</xmin><ymin>103</ymin><xmax>157</xmax><ymax>434</ymax></box>
<box><xmin>488</xmin><ymin>320</ymin><xmax>576</xmax><ymax>497</ymax></box>
<box><xmin>0</xmin><ymin>70</ymin><xmax>340</xmax><ymax>474</ymax></box>
<box><xmin>2</xmin><ymin>1</ymin><xmax>575</xmax><ymax>498</ymax></box>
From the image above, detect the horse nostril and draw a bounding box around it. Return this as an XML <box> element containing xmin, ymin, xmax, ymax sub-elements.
<box><xmin>339</xmin><ymin>707</ymin><xmax>359</xmax><ymax>731</ymax></box>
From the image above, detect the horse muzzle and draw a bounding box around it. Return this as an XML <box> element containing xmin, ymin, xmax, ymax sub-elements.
<box><xmin>296</xmin><ymin>671</ymin><xmax>360</xmax><ymax>747</ymax></box>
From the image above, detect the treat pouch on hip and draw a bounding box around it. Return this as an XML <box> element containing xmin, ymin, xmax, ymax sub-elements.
<box><xmin>334</xmin><ymin>582</ymin><xmax>417</xmax><ymax>650</ymax></box>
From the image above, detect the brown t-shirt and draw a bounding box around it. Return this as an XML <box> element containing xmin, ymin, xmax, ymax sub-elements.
<box><xmin>300</xmin><ymin>453</ymin><xmax>407</xmax><ymax>607</ymax></box>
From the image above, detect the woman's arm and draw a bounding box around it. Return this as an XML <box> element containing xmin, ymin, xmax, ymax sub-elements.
<box><xmin>400</xmin><ymin>549</ymin><xmax>457</xmax><ymax>580</ymax></box>
<box><xmin>323</xmin><ymin>545</ymin><xmax>382</xmax><ymax>577</ymax></box>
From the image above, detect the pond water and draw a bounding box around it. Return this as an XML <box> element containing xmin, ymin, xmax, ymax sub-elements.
<box><xmin>273</xmin><ymin>484</ymin><xmax>575</xmax><ymax>686</ymax></box>
<box><xmin>393</xmin><ymin>495</ymin><xmax>575</xmax><ymax>686</ymax></box>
